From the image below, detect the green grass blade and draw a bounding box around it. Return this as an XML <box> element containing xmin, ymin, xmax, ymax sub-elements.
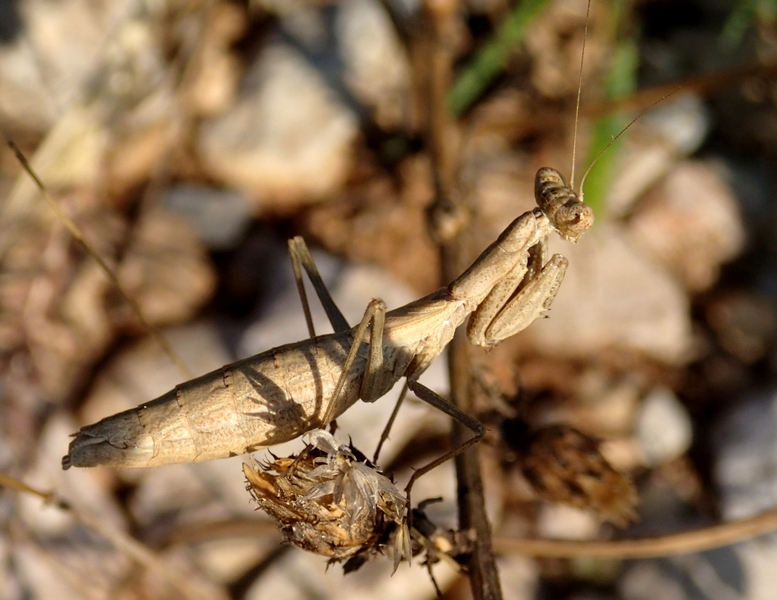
<box><xmin>448</xmin><ymin>0</ymin><xmax>551</xmax><ymax>117</ymax></box>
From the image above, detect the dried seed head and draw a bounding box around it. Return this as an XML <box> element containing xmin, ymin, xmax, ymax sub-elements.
<box><xmin>506</xmin><ymin>423</ymin><xmax>638</xmax><ymax>527</ymax></box>
<box><xmin>244</xmin><ymin>429</ymin><xmax>410</xmax><ymax>571</ymax></box>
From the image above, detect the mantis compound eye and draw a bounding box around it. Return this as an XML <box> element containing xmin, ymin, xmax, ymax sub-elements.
<box><xmin>556</xmin><ymin>200</ymin><xmax>595</xmax><ymax>242</ymax></box>
<box><xmin>534</xmin><ymin>167</ymin><xmax>595</xmax><ymax>243</ymax></box>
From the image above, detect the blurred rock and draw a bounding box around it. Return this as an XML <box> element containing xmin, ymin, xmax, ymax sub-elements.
<box><xmin>714</xmin><ymin>389</ymin><xmax>777</xmax><ymax>520</ymax></box>
<box><xmin>198</xmin><ymin>42</ymin><xmax>358</xmax><ymax>207</ymax></box>
<box><xmin>573</xmin><ymin>372</ymin><xmax>642</xmax><ymax>436</ymax></box>
<box><xmin>535</xmin><ymin>503</ymin><xmax>600</xmax><ymax>540</ymax></box>
<box><xmin>115</xmin><ymin>207</ymin><xmax>217</xmax><ymax>328</ymax></box>
<box><xmin>607</xmin><ymin>95</ymin><xmax>711</xmax><ymax>216</ymax></box>
<box><xmin>0</xmin><ymin>194</ymin><xmax>122</xmax><ymax>405</ymax></box>
<box><xmin>620</xmin><ymin>548</ymin><xmax>755</xmax><ymax>600</ymax></box>
<box><xmin>524</xmin><ymin>0</ymin><xmax>607</xmax><ymax>99</ymax></box>
<box><xmin>335</xmin><ymin>0</ymin><xmax>410</xmax><ymax>129</ymax></box>
<box><xmin>5</xmin><ymin>7</ymin><xmax>176</xmax><ymax>213</ymax></box>
<box><xmin>303</xmin><ymin>154</ymin><xmax>439</xmax><ymax>294</ymax></box>
<box><xmin>179</xmin><ymin>2</ymin><xmax>246</xmax><ymax>118</ymax></box>
<box><xmin>0</xmin><ymin>195</ymin><xmax>213</xmax><ymax>409</ymax></box>
<box><xmin>11</xmin><ymin>415</ymin><xmax>133</xmax><ymax>600</ymax></box>
<box><xmin>706</xmin><ymin>292</ymin><xmax>777</xmax><ymax>364</ymax></box>
<box><xmin>619</xmin><ymin>561</ymin><xmax>690</xmax><ymax>600</ymax></box>
<box><xmin>0</xmin><ymin>0</ymin><xmax>218</xmax><ymax>411</ymax></box>
<box><xmin>0</xmin><ymin>533</ymin><xmax>19</xmax><ymax>600</ymax></box>
<box><xmin>711</xmin><ymin>389</ymin><xmax>777</xmax><ymax>600</ymax></box>
<box><xmin>0</xmin><ymin>0</ymin><xmax>138</xmax><ymax>133</ymax></box>
<box><xmin>628</xmin><ymin>160</ymin><xmax>745</xmax><ymax>292</ymax></box>
<box><xmin>497</xmin><ymin>554</ymin><xmax>538</xmax><ymax>600</ymax></box>
<box><xmin>526</xmin><ymin>224</ymin><xmax>692</xmax><ymax>363</ymax></box>
<box><xmin>5</xmin><ymin>107</ymin><xmax>111</xmax><ymax>216</ymax></box>
<box><xmin>163</xmin><ymin>184</ymin><xmax>252</xmax><ymax>251</ymax></box>
<box><xmin>635</xmin><ymin>387</ymin><xmax>693</xmax><ymax>468</ymax></box>
<box><xmin>262</xmin><ymin>0</ymin><xmax>409</xmax><ymax>130</ymax></box>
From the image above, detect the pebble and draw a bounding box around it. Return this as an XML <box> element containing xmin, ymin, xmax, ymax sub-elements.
<box><xmin>635</xmin><ymin>387</ymin><xmax>693</xmax><ymax>468</ymax></box>
<box><xmin>714</xmin><ymin>389</ymin><xmax>777</xmax><ymax>520</ymax></box>
<box><xmin>335</xmin><ymin>0</ymin><xmax>410</xmax><ymax>129</ymax></box>
<box><xmin>198</xmin><ymin>42</ymin><xmax>358</xmax><ymax>206</ymax></box>
<box><xmin>628</xmin><ymin>160</ymin><xmax>745</xmax><ymax>292</ymax></box>
<box><xmin>526</xmin><ymin>224</ymin><xmax>692</xmax><ymax>363</ymax></box>
<box><xmin>535</xmin><ymin>503</ymin><xmax>601</xmax><ymax>540</ymax></box>
<box><xmin>163</xmin><ymin>184</ymin><xmax>253</xmax><ymax>251</ymax></box>
<box><xmin>708</xmin><ymin>389</ymin><xmax>777</xmax><ymax>600</ymax></box>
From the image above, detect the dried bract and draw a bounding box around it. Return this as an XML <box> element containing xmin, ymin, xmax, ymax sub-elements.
<box><xmin>243</xmin><ymin>430</ymin><xmax>410</xmax><ymax>571</ymax></box>
<box><xmin>506</xmin><ymin>423</ymin><xmax>638</xmax><ymax>527</ymax></box>
<box><xmin>411</xmin><ymin>499</ymin><xmax>474</xmax><ymax>567</ymax></box>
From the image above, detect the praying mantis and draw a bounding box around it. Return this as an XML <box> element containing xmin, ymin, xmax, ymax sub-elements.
<box><xmin>62</xmin><ymin>167</ymin><xmax>594</xmax><ymax>493</ymax></box>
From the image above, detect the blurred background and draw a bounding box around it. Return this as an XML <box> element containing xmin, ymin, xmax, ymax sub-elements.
<box><xmin>2</xmin><ymin>0</ymin><xmax>777</xmax><ymax>598</ymax></box>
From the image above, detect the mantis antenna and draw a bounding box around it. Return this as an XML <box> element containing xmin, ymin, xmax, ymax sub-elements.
<box><xmin>577</xmin><ymin>87</ymin><xmax>681</xmax><ymax>202</ymax></box>
<box><xmin>569</xmin><ymin>0</ymin><xmax>592</xmax><ymax>192</ymax></box>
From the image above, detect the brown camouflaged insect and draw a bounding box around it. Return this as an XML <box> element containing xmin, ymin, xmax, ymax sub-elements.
<box><xmin>62</xmin><ymin>169</ymin><xmax>593</xmax><ymax>496</ymax></box>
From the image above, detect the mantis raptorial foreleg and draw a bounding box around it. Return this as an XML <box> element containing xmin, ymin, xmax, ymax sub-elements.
<box><xmin>481</xmin><ymin>253</ymin><xmax>568</xmax><ymax>344</ymax></box>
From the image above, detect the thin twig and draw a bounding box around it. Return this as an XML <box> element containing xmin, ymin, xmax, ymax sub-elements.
<box><xmin>582</xmin><ymin>59</ymin><xmax>777</xmax><ymax>120</ymax></box>
<box><xmin>7</xmin><ymin>140</ymin><xmax>193</xmax><ymax>380</ymax></box>
<box><xmin>417</xmin><ymin>1</ymin><xmax>504</xmax><ymax>597</ymax></box>
<box><xmin>1</xmin><ymin>472</ymin><xmax>208</xmax><ymax>600</ymax></box>
<box><xmin>493</xmin><ymin>506</ymin><xmax>777</xmax><ymax>559</ymax></box>
<box><xmin>159</xmin><ymin>504</ymin><xmax>777</xmax><ymax>560</ymax></box>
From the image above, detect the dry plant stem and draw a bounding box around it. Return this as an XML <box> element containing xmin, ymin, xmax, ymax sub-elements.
<box><xmin>419</xmin><ymin>1</ymin><xmax>503</xmax><ymax>597</ymax></box>
<box><xmin>582</xmin><ymin>60</ymin><xmax>777</xmax><ymax>120</ymax></box>
<box><xmin>493</xmin><ymin>505</ymin><xmax>777</xmax><ymax>559</ymax></box>
<box><xmin>448</xmin><ymin>334</ymin><xmax>503</xmax><ymax>599</ymax></box>
<box><xmin>0</xmin><ymin>472</ymin><xmax>207</xmax><ymax>600</ymax></box>
<box><xmin>160</xmin><ymin>502</ymin><xmax>777</xmax><ymax>560</ymax></box>
<box><xmin>7</xmin><ymin>140</ymin><xmax>193</xmax><ymax>380</ymax></box>
<box><xmin>0</xmin><ymin>471</ymin><xmax>69</xmax><ymax>510</ymax></box>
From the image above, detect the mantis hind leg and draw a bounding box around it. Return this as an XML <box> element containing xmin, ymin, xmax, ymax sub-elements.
<box><xmin>403</xmin><ymin>380</ymin><xmax>486</xmax><ymax>523</ymax></box>
<box><xmin>287</xmin><ymin>236</ymin><xmax>350</xmax><ymax>335</ymax></box>
<box><xmin>321</xmin><ymin>297</ymin><xmax>388</xmax><ymax>425</ymax></box>
<box><xmin>290</xmin><ymin>239</ymin><xmax>402</xmax><ymax>456</ymax></box>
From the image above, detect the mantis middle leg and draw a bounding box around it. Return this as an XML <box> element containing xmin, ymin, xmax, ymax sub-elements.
<box><xmin>288</xmin><ymin>237</ymin><xmax>420</xmax><ymax>460</ymax></box>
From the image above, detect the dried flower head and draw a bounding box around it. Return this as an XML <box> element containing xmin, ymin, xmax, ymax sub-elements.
<box><xmin>505</xmin><ymin>422</ymin><xmax>638</xmax><ymax>527</ymax></box>
<box><xmin>244</xmin><ymin>429</ymin><xmax>411</xmax><ymax>572</ymax></box>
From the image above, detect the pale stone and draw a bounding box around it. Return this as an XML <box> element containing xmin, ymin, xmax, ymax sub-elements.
<box><xmin>635</xmin><ymin>387</ymin><xmax>693</xmax><ymax>467</ymax></box>
<box><xmin>198</xmin><ymin>43</ymin><xmax>358</xmax><ymax>206</ymax></box>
